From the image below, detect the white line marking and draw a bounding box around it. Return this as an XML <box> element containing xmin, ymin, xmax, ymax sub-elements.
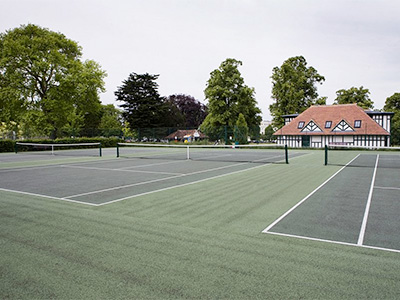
<box><xmin>265</xmin><ymin>231</ymin><xmax>400</xmax><ymax>254</ymax></box>
<box><xmin>357</xmin><ymin>154</ymin><xmax>379</xmax><ymax>246</ymax></box>
<box><xmin>118</xmin><ymin>160</ymin><xmax>185</xmax><ymax>170</ymax></box>
<box><xmin>0</xmin><ymin>165</ymin><xmax>60</xmax><ymax>173</ymax></box>
<box><xmin>60</xmin><ymin>164</ymin><xmax>183</xmax><ymax>176</ymax></box>
<box><xmin>65</xmin><ymin>161</ymin><xmax>250</xmax><ymax>199</ymax></box>
<box><xmin>0</xmin><ymin>187</ymin><xmax>99</xmax><ymax>206</ymax></box>
<box><xmin>262</xmin><ymin>154</ymin><xmax>360</xmax><ymax>233</ymax></box>
<box><xmin>98</xmin><ymin>163</ymin><xmax>271</xmax><ymax>206</ymax></box>
<box><xmin>375</xmin><ymin>186</ymin><xmax>400</xmax><ymax>191</ymax></box>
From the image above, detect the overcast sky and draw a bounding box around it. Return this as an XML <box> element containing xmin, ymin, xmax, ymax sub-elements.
<box><xmin>1</xmin><ymin>0</ymin><xmax>399</xmax><ymax>119</ymax></box>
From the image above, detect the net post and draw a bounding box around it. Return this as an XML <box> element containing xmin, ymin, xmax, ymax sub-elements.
<box><xmin>186</xmin><ymin>145</ymin><xmax>190</xmax><ymax>160</ymax></box>
<box><xmin>324</xmin><ymin>145</ymin><xmax>328</xmax><ymax>165</ymax></box>
<box><xmin>99</xmin><ymin>143</ymin><xmax>102</xmax><ymax>157</ymax></box>
<box><xmin>116</xmin><ymin>143</ymin><xmax>120</xmax><ymax>158</ymax></box>
<box><xmin>285</xmin><ymin>145</ymin><xmax>288</xmax><ymax>164</ymax></box>
<box><xmin>14</xmin><ymin>142</ymin><xmax>18</xmax><ymax>154</ymax></box>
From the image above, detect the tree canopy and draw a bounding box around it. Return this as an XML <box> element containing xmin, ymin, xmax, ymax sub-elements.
<box><xmin>333</xmin><ymin>86</ymin><xmax>374</xmax><ymax>109</ymax></box>
<box><xmin>269</xmin><ymin>56</ymin><xmax>325</xmax><ymax>128</ymax></box>
<box><xmin>0</xmin><ymin>24</ymin><xmax>106</xmax><ymax>138</ymax></box>
<box><xmin>384</xmin><ymin>92</ymin><xmax>400</xmax><ymax>145</ymax></box>
<box><xmin>166</xmin><ymin>94</ymin><xmax>207</xmax><ymax>128</ymax></box>
<box><xmin>201</xmin><ymin>58</ymin><xmax>262</xmax><ymax>141</ymax></box>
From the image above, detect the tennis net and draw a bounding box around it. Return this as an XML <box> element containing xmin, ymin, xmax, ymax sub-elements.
<box><xmin>324</xmin><ymin>144</ymin><xmax>400</xmax><ymax>168</ymax></box>
<box><xmin>15</xmin><ymin>142</ymin><xmax>102</xmax><ymax>157</ymax></box>
<box><xmin>117</xmin><ymin>143</ymin><xmax>289</xmax><ymax>164</ymax></box>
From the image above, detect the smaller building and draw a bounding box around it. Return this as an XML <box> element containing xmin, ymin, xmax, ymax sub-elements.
<box><xmin>260</xmin><ymin>120</ymin><xmax>272</xmax><ymax>134</ymax></box>
<box><xmin>165</xmin><ymin>129</ymin><xmax>207</xmax><ymax>142</ymax></box>
<box><xmin>274</xmin><ymin>104</ymin><xmax>393</xmax><ymax>148</ymax></box>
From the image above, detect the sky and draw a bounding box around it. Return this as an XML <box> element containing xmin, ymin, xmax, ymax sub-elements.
<box><xmin>1</xmin><ymin>0</ymin><xmax>399</xmax><ymax>120</ymax></box>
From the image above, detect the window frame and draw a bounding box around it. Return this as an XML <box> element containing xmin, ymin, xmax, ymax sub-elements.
<box><xmin>354</xmin><ymin>120</ymin><xmax>362</xmax><ymax>128</ymax></box>
<box><xmin>325</xmin><ymin>121</ymin><xmax>332</xmax><ymax>129</ymax></box>
<box><xmin>297</xmin><ymin>121</ymin><xmax>305</xmax><ymax>129</ymax></box>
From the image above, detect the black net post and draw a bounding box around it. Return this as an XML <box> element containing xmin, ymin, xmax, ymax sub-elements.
<box><xmin>324</xmin><ymin>145</ymin><xmax>328</xmax><ymax>165</ymax></box>
<box><xmin>116</xmin><ymin>143</ymin><xmax>120</xmax><ymax>158</ymax></box>
<box><xmin>99</xmin><ymin>143</ymin><xmax>102</xmax><ymax>157</ymax></box>
<box><xmin>14</xmin><ymin>142</ymin><xmax>18</xmax><ymax>154</ymax></box>
<box><xmin>285</xmin><ymin>145</ymin><xmax>288</xmax><ymax>164</ymax></box>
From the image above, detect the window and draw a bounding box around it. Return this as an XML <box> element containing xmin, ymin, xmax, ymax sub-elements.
<box><xmin>354</xmin><ymin>120</ymin><xmax>362</xmax><ymax>128</ymax></box>
<box><xmin>325</xmin><ymin>121</ymin><xmax>332</xmax><ymax>128</ymax></box>
<box><xmin>297</xmin><ymin>121</ymin><xmax>305</xmax><ymax>129</ymax></box>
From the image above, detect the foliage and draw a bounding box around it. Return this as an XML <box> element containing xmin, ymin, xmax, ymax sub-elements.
<box><xmin>166</xmin><ymin>94</ymin><xmax>207</xmax><ymax>127</ymax></box>
<box><xmin>116</xmin><ymin>73</ymin><xmax>176</xmax><ymax>129</ymax></box>
<box><xmin>269</xmin><ymin>56</ymin><xmax>325</xmax><ymax>128</ymax></box>
<box><xmin>234</xmin><ymin>113</ymin><xmax>248</xmax><ymax>144</ymax></box>
<box><xmin>0</xmin><ymin>24</ymin><xmax>106</xmax><ymax>139</ymax></box>
<box><xmin>384</xmin><ymin>92</ymin><xmax>400</xmax><ymax>145</ymax></box>
<box><xmin>334</xmin><ymin>86</ymin><xmax>374</xmax><ymax>109</ymax></box>
<box><xmin>99</xmin><ymin>104</ymin><xmax>123</xmax><ymax>137</ymax></box>
<box><xmin>264</xmin><ymin>124</ymin><xmax>276</xmax><ymax>141</ymax></box>
<box><xmin>202</xmin><ymin>58</ymin><xmax>261</xmax><ymax>141</ymax></box>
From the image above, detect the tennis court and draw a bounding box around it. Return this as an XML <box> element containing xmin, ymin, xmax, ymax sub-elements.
<box><xmin>264</xmin><ymin>151</ymin><xmax>400</xmax><ymax>253</ymax></box>
<box><xmin>2</xmin><ymin>145</ymin><xmax>400</xmax><ymax>299</ymax></box>
<box><xmin>0</xmin><ymin>144</ymin><xmax>298</xmax><ymax>206</ymax></box>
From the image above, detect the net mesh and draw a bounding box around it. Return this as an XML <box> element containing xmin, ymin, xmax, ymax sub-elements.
<box><xmin>117</xmin><ymin>143</ymin><xmax>289</xmax><ymax>164</ymax></box>
<box><xmin>15</xmin><ymin>142</ymin><xmax>102</xmax><ymax>157</ymax></box>
<box><xmin>325</xmin><ymin>144</ymin><xmax>400</xmax><ymax>168</ymax></box>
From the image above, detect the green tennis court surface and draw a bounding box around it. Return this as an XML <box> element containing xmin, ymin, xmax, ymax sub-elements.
<box><xmin>0</xmin><ymin>146</ymin><xmax>295</xmax><ymax>205</ymax></box>
<box><xmin>2</xmin><ymin>147</ymin><xmax>400</xmax><ymax>299</ymax></box>
<box><xmin>264</xmin><ymin>153</ymin><xmax>400</xmax><ymax>252</ymax></box>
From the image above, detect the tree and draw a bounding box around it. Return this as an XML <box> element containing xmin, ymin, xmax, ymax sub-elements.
<box><xmin>384</xmin><ymin>93</ymin><xmax>400</xmax><ymax>145</ymax></box>
<box><xmin>201</xmin><ymin>58</ymin><xmax>262</xmax><ymax>142</ymax></box>
<box><xmin>115</xmin><ymin>72</ymin><xmax>180</xmax><ymax>131</ymax></box>
<box><xmin>99</xmin><ymin>104</ymin><xmax>123</xmax><ymax>137</ymax></box>
<box><xmin>264</xmin><ymin>124</ymin><xmax>275</xmax><ymax>142</ymax></box>
<box><xmin>0</xmin><ymin>24</ymin><xmax>106</xmax><ymax>138</ymax></box>
<box><xmin>166</xmin><ymin>94</ymin><xmax>207</xmax><ymax>127</ymax></box>
<box><xmin>333</xmin><ymin>86</ymin><xmax>374</xmax><ymax>109</ymax></box>
<box><xmin>234</xmin><ymin>113</ymin><xmax>248</xmax><ymax>144</ymax></box>
<box><xmin>269</xmin><ymin>56</ymin><xmax>325</xmax><ymax>128</ymax></box>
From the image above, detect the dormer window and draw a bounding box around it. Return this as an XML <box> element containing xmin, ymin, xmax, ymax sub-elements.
<box><xmin>325</xmin><ymin>121</ymin><xmax>332</xmax><ymax>128</ymax></box>
<box><xmin>354</xmin><ymin>120</ymin><xmax>362</xmax><ymax>128</ymax></box>
<box><xmin>297</xmin><ymin>121</ymin><xmax>305</xmax><ymax>129</ymax></box>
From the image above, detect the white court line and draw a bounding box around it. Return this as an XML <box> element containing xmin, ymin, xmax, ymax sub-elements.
<box><xmin>98</xmin><ymin>162</ymin><xmax>270</xmax><ymax>206</ymax></box>
<box><xmin>262</xmin><ymin>154</ymin><xmax>361</xmax><ymax>233</ymax></box>
<box><xmin>65</xmin><ymin>161</ymin><xmax>250</xmax><ymax>199</ymax></box>
<box><xmin>0</xmin><ymin>187</ymin><xmax>98</xmax><ymax>206</ymax></box>
<box><xmin>357</xmin><ymin>154</ymin><xmax>379</xmax><ymax>246</ymax></box>
<box><xmin>0</xmin><ymin>165</ymin><xmax>60</xmax><ymax>173</ymax></box>
<box><xmin>266</xmin><ymin>231</ymin><xmax>400</xmax><ymax>254</ymax></box>
<box><xmin>375</xmin><ymin>186</ymin><xmax>400</xmax><ymax>191</ymax></box>
<box><xmin>118</xmin><ymin>160</ymin><xmax>185</xmax><ymax>170</ymax></box>
<box><xmin>60</xmin><ymin>164</ymin><xmax>183</xmax><ymax>176</ymax></box>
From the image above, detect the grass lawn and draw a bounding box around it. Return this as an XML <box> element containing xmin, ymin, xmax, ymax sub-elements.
<box><xmin>1</xmin><ymin>150</ymin><xmax>400</xmax><ymax>299</ymax></box>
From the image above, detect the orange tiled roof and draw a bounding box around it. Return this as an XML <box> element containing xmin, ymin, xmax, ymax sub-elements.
<box><xmin>274</xmin><ymin>104</ymin><xmax>389</xmax><ymax>136</ymax></box>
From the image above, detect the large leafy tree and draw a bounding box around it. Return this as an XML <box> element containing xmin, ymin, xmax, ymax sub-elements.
<box><xmin>0</xmin><ymin>24</ymin><xmax>106</xmax><ymax>138</ymax></box>
<box><xmin>165</xmin><ymin>94</ymin><xmax>207</xmax><ymax>128</ymax></box>
<box><xmin>269</xmin><ymin>56</ymin><xmax>325</xmax><ymax>128</ymax></box>
<box><xmin>383</xmin><ymin>93</ymin><xmax>400</xmax><ymax>145</ymax></box>
<box><xmin>116</xmin><ymin>73</ymin><xmax>176</xmax><ymax>129</ymax></box>
<box><xmin>201</xmin><ymin>58</ymin><xmax>261</xmax><ymax>141</ymax></box>
<box><xmin>333</xmin><ymin>86</ymin><xmax>374</xmax><ymax>109</ymax></box>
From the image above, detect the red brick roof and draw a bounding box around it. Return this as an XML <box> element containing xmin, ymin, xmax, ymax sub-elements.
<box><xmin>165</xmin><ymin>129</ymin><xmax>207</xmax><ymax>139</ymax></box>
<box><xmin>274</xmin><ymin>104</ymin><xmax>389</xmax><ymax>136</ymax></box>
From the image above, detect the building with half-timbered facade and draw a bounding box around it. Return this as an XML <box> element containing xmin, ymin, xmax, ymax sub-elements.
<box><xmin>274</xmin><ymin>104</ymin><xmax>393</xmax><ymax>148</ymax></box>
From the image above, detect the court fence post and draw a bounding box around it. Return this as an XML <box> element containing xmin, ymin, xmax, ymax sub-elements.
<box><xmin>285</xmin><ymin>145</ymin><xmax>288</xmax><ymax>164</ymax></box>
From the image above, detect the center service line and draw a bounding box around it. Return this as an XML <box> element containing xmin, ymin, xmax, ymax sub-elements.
<box><xmin>357</xmin><ymin>154</ymin><xmax>379</xmax><ymax>246</ymax></box>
